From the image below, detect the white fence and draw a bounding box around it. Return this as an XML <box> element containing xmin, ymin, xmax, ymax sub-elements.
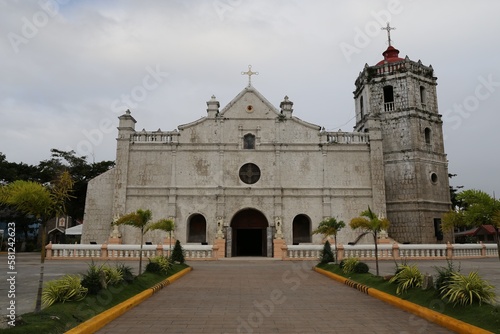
<box><xmin>46</xmin><ymin>242</ymin><xmax>498</xmax><ymax>261</ymax></box>
<box><xmin>46</xmin><ymin>243</ymin><xmax>216</xmax><ymax>260</ymax></box>
<box><xmin>281</xmin><ymin>243</ymin><xmax>498</xmax><ymax>261</ymax></box>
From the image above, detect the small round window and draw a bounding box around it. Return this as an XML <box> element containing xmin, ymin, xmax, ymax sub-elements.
<box><xmin>430</xmin><ymin>172</ymin><xmax>438</xmax><ymax>184</ymax></box>
<box><xmin>239</xmin><ymin>163</ymin><xmax>260</xmax><ymax>184</ymax></box>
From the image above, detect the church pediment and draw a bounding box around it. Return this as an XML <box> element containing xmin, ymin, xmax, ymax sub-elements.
<box><xmin>218</xmin><ymin>86</ymin><xmax>280</xmax><ymax>119</ymax></box>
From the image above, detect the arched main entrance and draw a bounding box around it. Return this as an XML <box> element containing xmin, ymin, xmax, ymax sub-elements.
<box><xmin>230</xmin><ymin>209</ymin><xmax>268</xmax><ymax>257</ymax></box>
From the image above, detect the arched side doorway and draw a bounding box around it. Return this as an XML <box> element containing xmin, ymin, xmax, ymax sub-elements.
<box><xmin>292</xmin><ymin>214</ymin><xmax>312</xmax><ymax>245</ymax></box>
<box><xmin>187</xmin><ymin>214</ymin><xmax>207</xmax><ymax>244</ymax></box>
<box><xmin>230</xmin><ymin>208</ymin><xmax>269</xmax><ymax>257</ymax></box>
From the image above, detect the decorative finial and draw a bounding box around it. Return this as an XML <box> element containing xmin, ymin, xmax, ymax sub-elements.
<box><xmin>381</xmin><ymin>22</ymin><xmax>396</xmax><ymax>46</ymax></box>
<box><xmin>241</xmin><ymin>65</ymin><xmax>259</xmax><ymax>87</ymax></box>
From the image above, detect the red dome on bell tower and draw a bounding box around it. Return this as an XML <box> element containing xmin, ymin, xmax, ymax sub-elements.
<box><xmin>376</xmin><ymin>45</ymin><xmax>405</xmax><ymax>65</ymax></box>
<box><xmin>376</xmin><ymin>22</ymin><xmax>404</xmax><ymax>65</ymax></box>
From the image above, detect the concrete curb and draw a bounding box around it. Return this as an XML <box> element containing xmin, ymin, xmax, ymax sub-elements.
<box><xmin>314</xmin><ymin>267</ymin><xmax>493</xmax><ymax>334</ymax></box>
<box><xmin>65</xmin><ymin>266</ymin><xmax>193</xmax><ymax>334</ymax></box>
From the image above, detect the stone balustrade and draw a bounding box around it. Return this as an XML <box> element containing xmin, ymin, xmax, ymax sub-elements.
<box><xmin>323</xmin><ymin>131</ymin><xmax>369</xmax><ymax>144</ymax></box>
<box><xmin>285</xmin><ymin>245</ymin><xmax>323</xmax><ymax>259</ymax></box>
<box><xmin>281</xmin><ymin>242</ymin><xmax>498</xmax><ymax>261</ymax></box>
<box><xmin>131</xmin><ymin>131</ymin><xmax>179</xmax><ymax>143</ymax></box>
<box><xmin>46</xmin><ymin>242</ymin><xmax>498</xmax><ymax>261</ymax></box>
<box><xmin>45</xmin><ymin>242</ymin><xmax>216</xmax><ymax>261</ymax></box>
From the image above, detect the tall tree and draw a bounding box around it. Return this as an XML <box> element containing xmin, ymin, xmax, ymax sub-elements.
<box><xmin>0</xmin><ymin>171</ymin><xmax>74</xmax><ymax>312</ymax></box>
<box><xmin>349</xmin><ymin>207</ymin><xmax>390</xmax><ymax>276</ymax></box>
<box><xmin>312</xmin><ymin>217</ymin><xmax>345</xmax><ymax>263</ymax></box>
<box><xmin>114</xmin><ymin>209</ymin><xmax>153</xmax><ymax>275</ymax></box>
<box><xmin>442</xmin><ymin>189</ymin><xmax>500</xmax><ymax>260</ymax></box>
<box><xmin>37</xmin><ymin>149</ymin><xmax>114</xmax><ymax>220</ymax></box>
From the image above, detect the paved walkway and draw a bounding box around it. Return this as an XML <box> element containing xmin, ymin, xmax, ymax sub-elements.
<box><xmin>97</xmin><ymin>259</ymin><xmax>452</xmax><ymax>334</ymax></box>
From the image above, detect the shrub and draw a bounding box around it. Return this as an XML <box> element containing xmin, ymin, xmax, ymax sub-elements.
<box><xmin>319</xmin><ymin>240</ymin><xmax>334</xmax><ymax>264</ymax></box>
<box><xmin>102</xmin><ymin>266</ymin><xmax>123</xmax><ymax>286</ymax></box>
<box><xmin>81</xmin><ymin>262</ymin><xmax>125</xmax><ymax>294</ymax></box>
<box><xmin>354</xmin><ymin>261</ymin><xmax>369</xmax><ymax>274</ymax></box>
<box><xmin>389</xmin><ymin>264</ymin><xmax>423</xmax><ymax>295</ymax></box>
<box><xmin>339</xmin><ymin>259</ymin><xmax>345</xmax><ymax>269</ymax></box>
<box><xmin>116</xmin><ymin>263</ymin><xmax>135</xmax><ymax>282</ymax></box>
<box><xmin>440</xmin><ymin>271</ymin><xmax>496</xmax><ymax>306</ymax></box>
<box><xmin>145</xmin><ymin>261</ymin><xmax>162</xmax><ymax>274</ymax></box>
<box><xmin>434</xmin><ymin>260</ymin><xmax>460</xmax><ymax>292</ymax></box>
<box><xmin>147</xmin><ymin>256</ymin><xmax>172</xmax><ymax>275</ymax></box>
<box><xmin>81</xmin><ymin>262</ymin><xmax>103</xmax><ymax>294</ymax></box>
<box><xmin>342</xmin><ymin>257</ymin><xmax>359</xmax><ymax>274</ymax></box>
<box><xmin>42</xmin><ymin>274</ymin><xmax>87</xmax><ymax>308</ymax></box>
<box><xmin>171</xmin><ymin>240</ymin><xmax>186</xmax><ymax>264</ymax></box>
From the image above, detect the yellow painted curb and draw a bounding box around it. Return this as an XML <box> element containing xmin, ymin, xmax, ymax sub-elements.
<box><xmin>65</xmin><ymin>266</ymin><xmax>193</xmax><ymax>334</ymax></box>
<box><xmin>314</xmin><ymin>267</ymin><xmax>493</xmax><ymax>334</ymax></box>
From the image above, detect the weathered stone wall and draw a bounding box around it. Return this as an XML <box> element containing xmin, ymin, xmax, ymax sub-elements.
<box><xmin>81</xmin><ymin>169</ymin><xmax>115</xmax><ymax>243</ymax></box>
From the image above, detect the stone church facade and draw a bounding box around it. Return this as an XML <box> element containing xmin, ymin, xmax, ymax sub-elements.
<box><xmin>82</xmin><ymin>44</ymin><xmax>451</xmax><ymax>256</ymax></box>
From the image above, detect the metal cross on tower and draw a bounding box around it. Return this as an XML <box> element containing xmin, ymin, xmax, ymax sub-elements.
<box><xmin>241</xmin><ymin>65</ymin><xmax>258</xmax><ymax>87</ymax></box>
<box><xmin>381</xmin><ymin>22</ymin><xmax>396</xmax><ymax>46</ymax></box>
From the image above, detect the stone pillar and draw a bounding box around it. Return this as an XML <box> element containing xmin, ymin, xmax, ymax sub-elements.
<box><xmin>337</xmin><ymin>243</ymin><xmax>344</xmax><ymax>262</ymax></box>
<box><xmin>446</xmin><ymin>242</ymin><xmax>453</xmax><ymax>259</ymax></box>
<box><xmin>156</xmin><ymin>244</ymin><xmax>164</xmax><ymax>256</ymax></box>
<box><xmin>226</xmin><ymin>226</ymin><xmax>232</xmax><ymax>257</ymax></box>
<box><xmin>214</xmin><ymin>238</ymin><xmax>226</xmax><ymax>259</ymax></box>
<box><xmin>163</xmin><ymin>237</ymin><xmax>176</xmax><ymax>256</ymax></box>
<box><xmin>392</xmin><ymin>242</ymin><xmax>400</xmax><ymax>259</ymax></box>
<box><xmin>101</xmin><ymin>243</ymin><xmax>108</xmax><ymax>259</ymax></box>
<box><xmin>45</xmin><ymin>242</ymin><xmax>52</xmax><ymax>259</ymax></box>
<box><xmin>273</xmin><ymin>239</ymin><xmax>286</xmax><ymax>259</ymax></box>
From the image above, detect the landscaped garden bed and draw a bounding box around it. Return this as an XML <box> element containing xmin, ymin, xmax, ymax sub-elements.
<box><xmin>317</xmin><ymin>261</ymin><xmax>500</xmax><ymax>333</ymax></box>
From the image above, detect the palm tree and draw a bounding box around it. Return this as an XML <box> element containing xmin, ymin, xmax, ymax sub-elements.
<box><xmin>114</xmin><ymin>209</ymin><xmax>152</xmax><ymax>275</ymax></box>
<box><xmin>312</xmin><ymin>217</ymin><xmax>345</xmax><ymax>263</ymax></box>
<box><xmin>0</xmin><ymin>171</ymin><xmax>74</xmax><ymax>312</ymax></box>
<box><xmin>145</xmin><ymin>218</ymin><xmax>175</xmax><ymax>257</ymax></box>
<box><xmin>349</xmin><ymin>206</ymin><xmax>390</xmax><ymax>276</ymax></box>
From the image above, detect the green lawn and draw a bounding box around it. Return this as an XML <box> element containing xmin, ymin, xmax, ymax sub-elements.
<box><xmin>0</xmin><ymin>263</ymin><xmax>189</xmax><ymax>334</ymax></box>
<box><xmin>317</xmin><ymin>263</ymin><xmax>500</xmax><ymax>333</ymax></box>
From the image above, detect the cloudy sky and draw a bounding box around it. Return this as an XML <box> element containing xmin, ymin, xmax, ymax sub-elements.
<box><xmin>1</xmin><ymin>0</ymin><xmax>499</xmax><ymax>195</ymax></box>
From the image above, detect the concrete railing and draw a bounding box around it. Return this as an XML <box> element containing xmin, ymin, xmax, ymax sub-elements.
<box><xmin>285</xmin><ymin>245</ymin><xmax>323</xmax><ymax>260</ymax></box>
<box><xmin>282</xmin><ymin>242</ymin><xmax>498</xmax><ymax>261</ymax></box>
<box><xmin>46</xmin><ymin>242</ymin><xmax>498</xmax><ymax>261</ymax></box>
<box><xmin>46</xmin><ymin>242</ymin><xmax>217</xmax><ymax>261</ymax></box>
<box><xmin>323</xmin><ymin>131</ymin><xmax>369</xmax><ymax>144</ymax></box>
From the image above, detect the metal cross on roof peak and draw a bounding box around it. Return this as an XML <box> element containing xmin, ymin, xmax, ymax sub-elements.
<box><xmin>241</xmin><ymin>65</ymin><xmax>258</xmax><ymax>87</ymax></box>
<box><xmin>381</xmin><ymin>22</ymin><xmax>396</xmax><ymax>46</ymax></box>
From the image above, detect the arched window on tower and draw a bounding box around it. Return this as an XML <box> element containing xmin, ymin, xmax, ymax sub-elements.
<box><xmin>360</xmin><ymin>96</ymin><xmax>364</xmax><ymax>118</ymax></box>
<box><xmin>187</xmin><ymin>214</ymin><xmax>207</xmax><ymax>244</ymax></box>
<box><xmin>383</xmin><ymin>85</ymin><xmax>394</xmax><ymax>111</ymax></box>
<box><xmin>420</xmin><ymin>86</ymin><xmax>426</xmax><ymax>110</ymax></box>
<box><xmin>243</xmin><ymin>133</ymin><xmax>255</xmax><ymax>149</ymax></box>
<box><xmin>292</xmin><ymin>214</ymin><xmax>311</xmax><ymax>244</ymax></box>
<box><xmin>424</xmin><ymin>127</ymin><xmax>431</xmax><ymax>145</ymax></box>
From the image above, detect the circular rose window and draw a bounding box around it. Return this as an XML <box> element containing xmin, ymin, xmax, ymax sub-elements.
<box><xmin>239</xmin><ymin>163</ymin><xmax>260</xmax><ymax>184</ymax></box>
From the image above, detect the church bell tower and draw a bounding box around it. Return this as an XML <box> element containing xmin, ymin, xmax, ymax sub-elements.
<box><xmin>353</xmin><ymin>24</ymin><xmax>451</xmax><ymax>243</ymax></box>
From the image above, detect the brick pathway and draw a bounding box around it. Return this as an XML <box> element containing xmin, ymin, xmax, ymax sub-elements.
<box><xmin>96</xmin><ymin>259</ymin><xmax>451</xmax><ymax>334</ymax></box>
